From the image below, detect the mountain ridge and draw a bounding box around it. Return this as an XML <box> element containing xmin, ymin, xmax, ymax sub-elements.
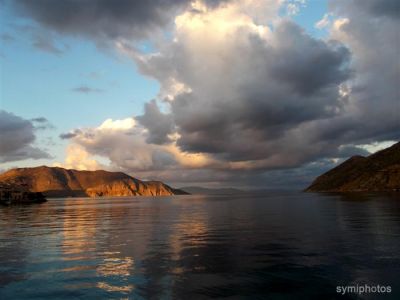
<box><xmin>305</xmin><ymin>142</ymin><xmax>400</xmax><ymax>192</ymax></box>
<box><xmin>180</xmin><ymin>186</ymin><xmax>245</xmax><ymax>195</ymax></box>
<box><xmin>0</xmin><ymin>166</ymin><xmax>188</xmax><ymax>197</ymax></box>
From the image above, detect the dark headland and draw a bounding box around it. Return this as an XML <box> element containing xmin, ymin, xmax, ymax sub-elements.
<box><xmin>0</xmin><ymin>182</ymin><xmax>47</xmax><ymax>205</ymax></box>
<box><xmin>0</xmin><ymin>166</ymin><xmax>188</xmax><ymax>200</ymax></box>
<box><xmin>306</xmin><ymin>141</ymin><xmax>400</xmax><ymax>192</ymax></box>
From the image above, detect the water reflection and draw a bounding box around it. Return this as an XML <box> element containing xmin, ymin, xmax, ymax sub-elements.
<box><xmin>0</xmin><ymin>193</ymin><xmax>399</xmax><ymax>299</ymax></box>
<box><xmin>59</xmin><ymin>199</ymin><xmax>140</xmax><ymax>297</ymax></box>
<box><xmin>62</xmin><ymin>199</ymin><xmax>98</xmax><ymax>256</ymax></box>
<box><xmin>96</xmin><ymin>254</ymin><xmax>135</xmax><ymax>293</ymax></box>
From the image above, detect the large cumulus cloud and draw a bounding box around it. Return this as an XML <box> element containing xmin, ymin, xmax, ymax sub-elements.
<box><xmin>44</xmin><ymin>0</ymin><xmax>399</xmax><ymax>187</ymax></box>
<box><xmin>57</xmin><ymin>117</ymin><xmax>218</xmax><ymax>175</ymax></box>
<box><xmin>128</xmin><ymin>1</ymin><xmax>354</xmax><ymax>170</ymax></box>
<box><xmin>129</xmin><ymin>0</ymin><xmax>398</xmax><ymax>173</ymax></box>
<box><xmin>0</xmin><ymin>110</ymin><xmax>50</xmax><ymax>163</ymax></box>
<box><xmin>327</xmin><ymin>0</ymin><xmax>400</xmax><ymax>143</ymax></box>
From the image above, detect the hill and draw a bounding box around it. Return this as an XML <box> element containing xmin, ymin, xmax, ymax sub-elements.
<box><xmin>0</xmin><ymin>166</ymin><xmax>188</xmax><ymax>197</ymax></box>
<box><xmin>305</xmin><ymin>142</ymin><xmax>400</xmax><ymax>192</ymax></box>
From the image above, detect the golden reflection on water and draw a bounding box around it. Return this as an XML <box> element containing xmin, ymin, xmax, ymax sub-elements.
<box><xmin>61</xmin><ymin>199</ymin><xmax>136</xmax><ymax>295</ymax></box>
<box><xmin>58</xmin><ymin>197</ymin><xmax>211</xmax><ymax>296</ymax></box>
<box><xmin>169</xmin><ymin>202</ymin><xmax>209</xmax><ymax>274</ymax></box>
<box><xmin>96</xmin><ymin>282</ymin><xmax>134</xmax><ymax>293</ymax></box>
<box><xmin>96</xmin><ymin>253</ymin><xmax>135</xmax><ymax>293</ymax></box>
<box><xmin>97</xmin><ymin>256</ymin><xmax>134</xmax><ymax>277</ymax></box>
<box><xmin>62</xmin><ymin>199</ymin><xmax>98</xmax><ymax>256</ymax></box>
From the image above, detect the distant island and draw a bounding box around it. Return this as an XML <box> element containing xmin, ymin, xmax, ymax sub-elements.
<box><xmin>179</xmin><ymin>186</ymin><xmax>245</xmax><ymax>195</ymax></box>
<box><xmin>0</xmin><ymin>166</ymin><xmax>188</xmax><ymax>199</ymax></box>
<box><xmin>306</xmin><ymin>141</ymin><xmax>400</xmax><ymax>192</ymax></box>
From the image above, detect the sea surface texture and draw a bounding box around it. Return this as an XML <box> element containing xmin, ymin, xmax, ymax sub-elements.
<box><xmin>1</xmin><ymin>192</ymin><xmax>399</xmax><ymax>299</ymax></box>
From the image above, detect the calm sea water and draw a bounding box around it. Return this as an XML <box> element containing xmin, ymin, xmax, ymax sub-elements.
<box><xmin>0</xmin><ymin>192</ymin><xmax>399</xmax><ymax>299</ymax></box>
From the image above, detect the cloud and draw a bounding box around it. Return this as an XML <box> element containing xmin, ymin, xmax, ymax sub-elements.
<box><xmin>27</xmin><ymin>0</ymin><xmax>400</xmax><ymax>187</ymax></box>
<box><xmin>10</xmin><ymin>23</ymin><xmax>69</xmax><ymax>55</ymax></box>
<box><xmin>71</xmin><ymin>85</ymin><xmax>104</xmax><ymax>94</ymax></box>
<box><xmin>0</xmin><ymin>110</ymin><xmax>51</xmax><ymax>162</ymax></box>
<box><xmin>31</xmin><ymin>117</ymin><xmax>48</xmax><ymax>123</ymax></box>
<box><xmin>59</xmin><ymin>130</ymin><xmax>81</xmax><ymax>140</ymax></box>
<box><xmin>31</xmin><ymin>34</ymin><xmax>64</xmax><ymax>55</ymax></box>
<box><xmin>57</xmin><ymin>117</ymin><xmax>220</xmax><ymax>181</ymax></box>
<box><xmin>59</xmin><ymin>117</ymin><xmax>163</xmax><ymax>171</ymax></box>
<box><xmin>31</xmin><ymin>117</ymin><xmax>54</xmax><ymax>130</ymax></box>
<box><xmin>11</xmin><ymin>0</ymin><xmax>211</xmax><ymax>42</ymax></box>
<box><xmin>328</xmin><ymin>0</ymin><xmax>400</xmax><ymax>142</ymax></box>
<box><xmin>53</xmin><ymin>144</ymin><xmax>103</xmax><ymax>171</ymax></box>
<box><xmin>136</xmin><ymin>100</ymin><xmax>175</xmax><ymax>144</ymax></box>
<box><xmin>57</xmin><ymin>114</ymin><xmax>388</xmax><ymax>188</ymax></box>
<box><xmin>285</xmin><ymin>0</ymin><xmax>306</xmax><ymax>16</ymax></box>
<box><xmin>356</xmin><ymin>0</ymin><xmax>400</xmax><ymax>19</ymax></box>
<box><xmin>130</xmin><ymin>1</ymin><xmax>352</xmax><ymax>170</ymax></box>
<box><xmin>114</xmin><ymin>0</ymin><xmax>397</xmax><ymax>185</ymax></box>
<box><xmin>315</xmin><ymin>13</ymin><xmax>331</xmax><ymax>29</ymax></box>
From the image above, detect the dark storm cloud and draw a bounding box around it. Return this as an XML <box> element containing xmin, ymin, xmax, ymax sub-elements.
<box><xmin>130</xmin><ymin>0</ymin><xmax>399</xmax><ymax>177</ymax></box>
<box><xmin>151</xmin><ymin>150</ymin><xmax>177</xmax><ymax>168</ymax></box>
<box><xmin>140</xmin><ymin>20</ymin><xmax>352</xmax><ymax>164</ymax></box>
<box><xmin>10</xmin><ymin>0</ymin><xmax>233</xmax><ymax>42</ymax></box>
<box><xmin>11</xmin><ymin>0</ymin><xmax>190</xmax><ymax>41</ymax></box>
<box><xmin>329</xmin><ymin>0</ymin><xmax>400</xmax><ymax>143</ymax></box>
<box><xmin>271</xmin><ymin>23</ymin><xmax>351</xmax><ymax>96</ymax></box>
<box><xmin>136</xmin><ymin>100</ymin><xmax>174</xmax><ymax>145</ymax></box>
<box><xmin>0</xmin><ymin>110</ymin><xmax>50</xmax><ymax>162</ymax></box>
<box><xmin>354</xmin><ymin>0</ymin><xmax>400</xmax><ymax>19</ymax></box>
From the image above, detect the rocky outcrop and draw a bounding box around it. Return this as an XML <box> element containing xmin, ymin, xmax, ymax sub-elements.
<box><xmin>0</xmin><ymin>166</ymin><xmax>188</xmax><ymax>198</ymax></box>
<box><xmin>305</xmin><ymin>141</ymin><xmax>400</xmax><ymax>192</ymax></box>
<box><xmin>0</xmin><ymin>182</ymin><xmax>46</xmax><ymax>205</ymax></box>
<box><xmin>85</xmin><ymin>180</ymin><xmax>187</xmax><ymax>197</ymax></box>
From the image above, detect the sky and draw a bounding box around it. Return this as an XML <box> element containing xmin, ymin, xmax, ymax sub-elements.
<box><xmin>0</xmin><ymin>0</ymin><xmax>399</xmax><ymax>189</ymax></box>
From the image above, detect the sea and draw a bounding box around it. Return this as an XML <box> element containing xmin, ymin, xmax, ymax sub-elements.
<box><xmin>0</xmin><ymin>192</ymin><xmax>399</xmax><ymax>299</ymax></box>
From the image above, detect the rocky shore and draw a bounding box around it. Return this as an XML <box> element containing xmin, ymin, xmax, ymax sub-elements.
<box><xmin>0</xmin><ymin>183</ymin><xmax>47</xmax><ymax>205</ymax></box>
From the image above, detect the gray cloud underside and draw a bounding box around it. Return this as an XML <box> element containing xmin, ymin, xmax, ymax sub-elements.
<box><xmin>59</xmin><ymin>132</ymin><xmax>79</xmax><ymax>140</ymax></box>
<box><xmin>0</xmin><ymin>110</ymin><xmax>50</xmax><ymax>163</ymax></box>
<box><xmin>330</xmin><ymin>0</ymin><xmax>400</xmax><ymax>139</ymax></box>
<box><xmin>11</xmin><ymin>0</ymin><xmax>228</xmax><ymax>41</ymax></box>
<box><xmin>136</xmin><ymin>100</ymin><xmax>175</xmax><ymax>145</ymax></box>
<box><xmin>136</xmin><ymin>20</ymin><xmax>354</xmax><ymax>167</ymax></box>
<box><xmin>352</xmin><ymin>0</ymin><xmax>400</xmax><ymax>19</ymax></box>
<box><xmin>134</xmin><ymin>1</ymin><xmax>399</xmax><ymax>171</ymax></box>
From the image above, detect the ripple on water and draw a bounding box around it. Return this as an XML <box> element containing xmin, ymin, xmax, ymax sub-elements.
<box><xmin>0</xmin><ymin>193</ymin><xmax>400</xmax><ymax>299</ymax></box>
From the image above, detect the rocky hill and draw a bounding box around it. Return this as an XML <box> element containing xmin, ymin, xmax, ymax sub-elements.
<box><xmin>0</xmin><ymin>166</ymin><xmax>188</xmax><ymax>197</ymax></box>
<box><xmin>305</xmin><ymin>141</ymin><xmax>400</xmax><ymax>192</ymax></box>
